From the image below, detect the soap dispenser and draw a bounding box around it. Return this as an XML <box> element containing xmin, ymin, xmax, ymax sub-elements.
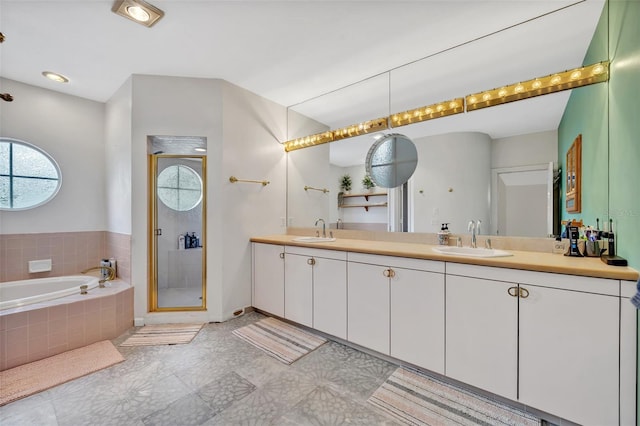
<box><xmin>437</xmin><ymin>223</ymin><xmax>450</xmax><ymax>245</ymax></box>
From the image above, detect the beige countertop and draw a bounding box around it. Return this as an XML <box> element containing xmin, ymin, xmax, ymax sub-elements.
<box><xmin>251</xmin><ymin>234</ymin><xmax>639</xmax><ymax>281</ymax></box>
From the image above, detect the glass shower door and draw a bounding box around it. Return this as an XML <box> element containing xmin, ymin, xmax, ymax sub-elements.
<box><xmin>151</xmin><ymin>155</ymin><xmax>206</xmax><ymax>310</ymax></box>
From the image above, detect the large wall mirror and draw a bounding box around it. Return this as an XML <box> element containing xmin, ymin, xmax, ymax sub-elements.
<box><xmin>286</xmin><ymin>1</ymin><xmax>609</xmax><ymax>238</ymax></box>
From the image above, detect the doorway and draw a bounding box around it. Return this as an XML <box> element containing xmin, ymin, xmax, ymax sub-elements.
<box><xmin>490</xmin><ymin>163</ymin><xmax>554</xmax><ymax>237</ymax></box>
<box><xmin>148</xmin><ymin>136</ymin><xmax>207</xmax><ymax>312</ymax></box>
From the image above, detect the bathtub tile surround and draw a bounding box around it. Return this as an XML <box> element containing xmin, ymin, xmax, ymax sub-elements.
<box><xmin>0</xmin><ymin>282</ymin><xmax>133</xmax><ymax>371</ymax></box>
<box><xmin>0</xmin><ymin>231</ymin><xmax>131</xmax><ymax>283</ymax></box>
<box><xmin>0</xmin><ymin>311</ymin><xmax>403</xmax><ymax>426</ymax></box>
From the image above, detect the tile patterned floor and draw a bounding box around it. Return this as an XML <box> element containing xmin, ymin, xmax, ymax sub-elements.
<box><xmin>0</xmin><ymin>312</ymin><xmax>402</xmax><ymax>425</ymax></box>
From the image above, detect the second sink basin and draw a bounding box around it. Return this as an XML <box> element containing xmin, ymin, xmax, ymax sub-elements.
<box><xmin>292</xmin><ymin>236</ymin><xmax>337</xmax><ymax>243</ymax></box>
<box><xmin>432</xmin><ymin>246</ymin><xmax>512</xmax><ymax>258</ymax></box>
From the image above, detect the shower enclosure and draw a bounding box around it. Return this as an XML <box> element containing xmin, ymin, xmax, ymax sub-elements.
<box><xmin>148</xmin><ymin>136</ymin><xmax>207</xmax><ymax>311</ymax></box>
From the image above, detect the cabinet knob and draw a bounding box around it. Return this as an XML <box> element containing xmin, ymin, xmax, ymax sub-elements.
<box><xmin>507</xmin><ymin>286</ymin><xmax>518</xmax><ymax>297</ymax></box>
<box><xmin>307</xmin><ymin>258</ymin><xmax>316</xmax><ymax>266</ymax></box>
<box><xmin>383</xmin><ymin>268</ymin><xmax>395</xmax><ymax>278</ymax></box>
<box><xmin>519</xmin><ymin>287</ymin><xmax>530</xmax><ymax>299</ymax></box>
<box><xmin>279</xmin><ymin>252</ymin><xmax>284</xmax><ymax>259</ymax></box>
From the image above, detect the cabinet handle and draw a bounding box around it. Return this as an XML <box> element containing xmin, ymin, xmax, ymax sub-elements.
<box><xmin>507</xmin><ymin>286</ymin><xmax>518</xmax><ymax>297</ymax></box>
<box><xmin>307</xmin><ymin>258</ymin><xmax>316</xmax><ymax>266</ymax></box>
<box><xmin>519</xmin><ymin>287</ymin><xmax>530</xmax><ymax>299</ymax></box>
<box><xmin>383</xmin><ymin>268</ymin><xmax>395</xmax><ymax>278</ymax></box>
<box><xmin>279</xmin><ymin>252</ymin><xmax>284</xmax><ymax>259</ymax></box>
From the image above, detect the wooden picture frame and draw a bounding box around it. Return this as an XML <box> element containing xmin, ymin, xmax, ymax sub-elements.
<box><xmin>565</xmin><ymin>134</ymin><xmax>582</xmax><ymax>213</ymax></box>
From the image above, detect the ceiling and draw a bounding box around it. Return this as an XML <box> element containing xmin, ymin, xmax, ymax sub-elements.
<box><xmin>0</xmin><ymin>0</ymin><xmax>605</xmax><ymax>165</ymax></box>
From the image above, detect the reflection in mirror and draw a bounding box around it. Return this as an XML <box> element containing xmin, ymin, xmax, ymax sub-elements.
<box><xmin>286</xmin><ymin>1</ymin><xmax>608</xmax><ymax>237</ymax></box>
<box><xmin>366</xmin><ymin>134</ymin><xmax>418</xmax><ymax>189</ymax></box>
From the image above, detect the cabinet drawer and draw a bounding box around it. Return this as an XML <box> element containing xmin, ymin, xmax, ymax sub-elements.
<box><xmin>348</xmin><ymin>252</ymin><xmax>444</xmax><ymax>273</ymax></box>
<box><xmin>446</xmin><ymin>263</ymin><xmax>619</xmax><ymax>296</ymax></box>
<box><xmin>285</xmin><ymin>246</ymin><xmax>347</xmax><ymax>260</ymax></box>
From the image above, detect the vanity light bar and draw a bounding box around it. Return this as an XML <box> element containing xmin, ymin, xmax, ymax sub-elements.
<box><xmin>332</xmin><ymin>117</ymin><xmax>389</xmax><ymax>142</ymax></box>
<box><xmin>466</xmin><ymin>61</ymin><xmax>609</xmax><ymax>111</ymax></box>
<box><xmin>284</xmin><ymin>131</ymin><xmax>334</xmax><ymax>152</ymax></box>
<box><xmin>390</xmin><ymin>98</ymin><xmax>464</xmax><ymax>128</ymax></box>
<box><xmin>284</xmin><ymin>117</ymin><xmax>389</xmax><ymax>152</ymax></box>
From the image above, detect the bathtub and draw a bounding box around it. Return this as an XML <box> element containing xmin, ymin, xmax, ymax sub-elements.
<box><xmin>0</xmin><ymin>275</ymin><xmax>100</xmax><ymax>311</ymax></box>
<box><xmin>0</xmin><ymin>276</ymin><xmax>134</xmax><ymax>371</ymax></box>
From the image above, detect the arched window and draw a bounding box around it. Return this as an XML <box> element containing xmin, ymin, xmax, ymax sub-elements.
<box><xmin>0</xmin><ymin>138</ymin><xmax>62</xmax><ymax>210</ymax></box>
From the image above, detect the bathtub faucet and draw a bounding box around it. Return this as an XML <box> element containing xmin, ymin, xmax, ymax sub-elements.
<box><xmin>81</xmin><ymin>265</ymin><xmax>116</xmax><ymax>288</ymax></box>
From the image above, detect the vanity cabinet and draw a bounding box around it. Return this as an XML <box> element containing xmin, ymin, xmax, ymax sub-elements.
<box><xmin>252</xmin><ymin>239</ymin><xmax>637</xmax><ymax>426</ymax></box>
<box><xmin>519</xmin><ymin>282</ymin><xmax>618</xmax><ymax>426</ymax></box>
<box><xmin>447</xmin><ymin>263</ymin><xmax>630</xmax><ymax>426</ymax></box>
<box><xmin>347</xmin><ymin>253</ymin><xmax>445</xmax><ymax>373</ymax></box>
<box><xmin>252</xmin><ymin>243</ymin><xmax>285</xmax><ymax>317</ymax></box>
<box><xmin>284</xmin><ymin>246</ymin><xmax>347</xmax><ymax>335</ymax></box>
<box><xmin>445</xmin><ymin>274</ymin><xmax>518</xmax><ymax>400</ymax></box>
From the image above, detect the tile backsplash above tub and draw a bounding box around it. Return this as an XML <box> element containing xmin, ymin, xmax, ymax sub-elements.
<box><xmin>0</xmin><ymin>231</ymin><xmax>130</xmax><ymax>283</ymax></box>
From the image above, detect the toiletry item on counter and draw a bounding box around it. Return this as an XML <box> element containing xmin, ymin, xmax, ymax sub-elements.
<box><xmin>178</xmin><ymin>234</ymin><xmax>186</xmax><ymax>250</ymax></box>
<box><xmin>564</xmin><ymin>225</ymin><xmax>583</xmax><ymax>257</ymax></box>
<box><xmin>601</xmin><ymin>219</ymin><xmax>628</xmax><ymax>266</ymax></box>
<box><xmin>100</xmin><ymin>258</ymin><xmax>111</xmax><ymax>285</ymax></box>
<box><xmin>437</xmin><ymin>223</ymin><xmax>450</xmax><ymax>245</ymax></box>
<box><xmin>109</xmin><ymin>258</ymin><xmax>117</xmax><ymax>277</ymax></box>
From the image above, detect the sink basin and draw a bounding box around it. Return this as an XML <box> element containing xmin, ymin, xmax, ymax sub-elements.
<box><xmin>292</xmin><ymin>236</ymin><xmax>337</xmax><ymax>243</ymax></box>
<box><xmin>432</xmin><ymin>246</ymin><xmax>512</xmax><ymax>258</ymax></box>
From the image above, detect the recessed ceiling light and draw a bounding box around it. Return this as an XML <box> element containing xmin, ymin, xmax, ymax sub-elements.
<box><xmin>42</xmin><ymin>71</ymin><xmax>69</xmax><ymax>83</ymax></box>
<box><xmin>112</xmin><ymin>0</ymin><xmax>164</xmax><ymax>27</ymax></box>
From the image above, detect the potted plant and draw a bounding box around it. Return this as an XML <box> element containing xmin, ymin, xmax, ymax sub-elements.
<box><xmin>362</xmin><ymin>174</ymin><xmax>376</xmax><ymax>192</ymax></box>
<box><xmin>340</xmin><ymin>174</ymin><xmax>352</xmax><ymax>193</ymax></box>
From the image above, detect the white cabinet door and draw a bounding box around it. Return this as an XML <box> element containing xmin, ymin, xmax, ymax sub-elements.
<box><xmin>446</xmin><ymin>274</ymin><xmax>518</xmax><ymax>400</ymax></box>
<box><xmin>284</xmin><ymin>253</ymin><xmax>313</xmax><ymax>327</ymax></box>
<box><xmin>313</xmin><ymin>256</ymin><xmax>347</xmax><ymax>339</ymax></box>
<box><xmin>348</xmin><ymin>261</ymin><xmax>390</xmax><ymax>354</ymax></box>
<box><xmin>252</xmin><ymin>243</ymin><xmax>284</xmax><ymax>316</ymax></box>
<box><xmin>390</xmin><ymin>268</ymin><xmax>445</xmax><ymax>374</ymax></box>
<box><xmin>519</xmin><ymin>284</ymin><xmax>619</xmax><ymax>426</ymax></box>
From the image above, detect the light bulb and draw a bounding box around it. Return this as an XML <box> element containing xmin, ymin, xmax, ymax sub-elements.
<box><xmin>532</xmin><ymin>80</ymin><xmax>542</xmax><ymax>89</ymax></box>
<box><xmin>498</xmin><ymin>89</ymin><xmax>508</xmax><ymax>97</ymax></box>
<box><xmin>570</xmin><ymin>71</ymin><xmax>582</xmax><ymax>80</ymax></box>
<box><xmin>514</xmin><ymin>84</ymin><xmax>524</xmax><ymax>93</ymax></box>
<box><xmin>592</xmin><ymin>64</ymin><xmax>605</xmax><ymax>75</ymax></box>
<box><xmin>126</xmin><ymin>6</ymin><xmax>150</xmax><ymax>22</ymax></box>
<box><xmin>550</xmin><ymin>75</ymin><xmax>562</xmax><ymax>85</ymax></box>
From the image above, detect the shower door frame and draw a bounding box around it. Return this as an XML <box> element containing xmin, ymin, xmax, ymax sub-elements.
<box><xmin>148</xmin><ymin>153</ymin><xmax>207</xmax><ymax>312</ymax></box>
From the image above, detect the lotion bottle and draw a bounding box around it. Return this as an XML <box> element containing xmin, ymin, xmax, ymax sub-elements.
<box><xmin>437</xmin><ymin>223</ymin><xmax>450</xmax><ymax>245</ymax></box>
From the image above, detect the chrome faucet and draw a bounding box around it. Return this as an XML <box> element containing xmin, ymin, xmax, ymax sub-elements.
<box><xmin>315</xmin><ymin>218</ymin><xmax>326</xmax><ymax>238</ymax></box>
<box><xmin>468</xmin><ymin>220</ymin><xmax>481</xmax><ymax>248</ymax></box>
<box><xmin>81</xmin><ymin>265</ymin><xmax>116</xmax><ymax>288</ymax></box>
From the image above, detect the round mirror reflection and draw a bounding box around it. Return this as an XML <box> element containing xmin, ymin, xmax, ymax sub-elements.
<box><xmin>365</xmin><ymin>133</ymin><xmax>418</xmax><ymax>188</ymax></box>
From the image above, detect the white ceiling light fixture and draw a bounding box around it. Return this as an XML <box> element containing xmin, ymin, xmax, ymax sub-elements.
<box><xmin>42</xmin><ymin>71</ymin><xmax>69</xmax><ymax>83</ymax></box>
<box><xmin>112</xmin><ymin>0</ymin><xmax>164</xmax><ymax>27</ymax></box>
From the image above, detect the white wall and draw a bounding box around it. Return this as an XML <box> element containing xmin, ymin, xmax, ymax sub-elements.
<box><xmin>492</xmin><ymin>130</ymin><xmax>557</xmax><ymax>169</ymax></box>
<box><xmin>221</xmin><ymin>81</ymin><xmax>287</xmax><ymax>320</ymax></box>
<box><xmin>125</xmin><ymin>75</ymin><xmax>287</xmax><ymax>323</ymax></box>
<box><xmin>412</xmin><ymin>132</ymin><xmax>491</xmax><ymax>235</ymax></box>
<box><xmin>104</xmin><ymin>78</ymin><xmax>132</xmax><ymax>235</ymax></box>
<box><xmin>0</xmin><ymin>78</ymin><xmax>106</xmax><ymax>234</ymax></box>
<box><xmin>128</xmin><ymin>75</ymin><xmax>224</xmax><ymax>323</ymax></box>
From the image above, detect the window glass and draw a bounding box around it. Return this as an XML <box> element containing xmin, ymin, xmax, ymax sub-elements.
<box><xmin>0</xmin><ymin>138</ymin><xmax>62</xmax><ymax>210</ymax></box>
<box><xmin>157</xmin><ymin>165</ymin><xmax>202</xmax><ymax>211</ymax></box>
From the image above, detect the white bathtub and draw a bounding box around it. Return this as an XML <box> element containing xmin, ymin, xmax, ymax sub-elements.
<box><xmin>0</xmin><ymin>275</ymin><xmax>100</xmax><ymax>311</ymax></box>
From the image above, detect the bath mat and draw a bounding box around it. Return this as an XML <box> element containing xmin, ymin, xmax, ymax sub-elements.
<box><xmin>232</xmin><ymin>316</ymin><xmax>326</xmax><ymax>364</ymax></box>
<box><xmin>119</xmin><ymin>323</ymin><xmax>204</xmax><ymax>346</ymax></box>
<box><xmin>368</xmin><ymin>367</ymin><xmax>539</xmax><ymax>426</ymax></box>
<box><xmin>0</xmin><ymin>340</ymin><xmax>124</xmax><ymax>406</ymax></box>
